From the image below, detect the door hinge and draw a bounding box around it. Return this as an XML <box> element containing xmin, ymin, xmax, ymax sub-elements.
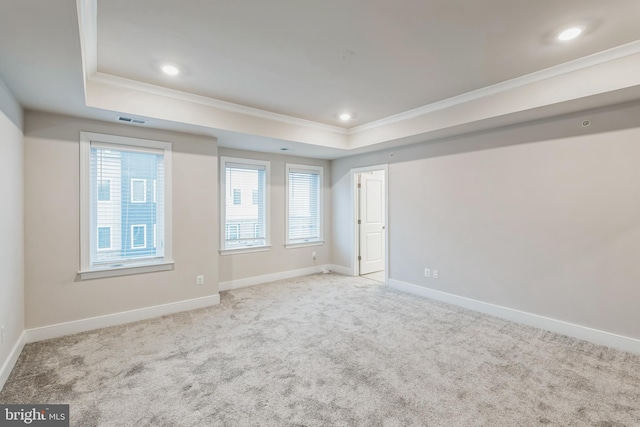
<box><xmin>357</xmin><ymin>219</ymin><xmax>361</xmax><ymax>224</ymax></box>
<box><xmin>357</xmin><ymin>183</ymin><xmax>361</xmax><ymax>188</ymax></box>
<box><xmin>358</xmin><ymin>256</ymin><xmax>362</xmax><ymax>261</ymax></box>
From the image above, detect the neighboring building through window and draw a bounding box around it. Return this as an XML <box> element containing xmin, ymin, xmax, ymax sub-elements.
<box><xmin>131</xmin><ymin>178</ymin><xmax>147</xmax><ymax>203</ymax></box>
<box><xmin>97</xmin><ymin>226</ymin><xmax>111</xmax><ymax>250</ymax></box>
<box><xmin>286</xmin><ymin>164</ymin><xmax>322</xmax><ymax>246</ymax></box>
<box><xmin>80</xmin><ymin>132</ymin><xmax>173</xmax><ymax>278</ymax></box>
<box><xmin>220</xmin><ymin>157</ymin><xmax>269</xmax><ymax>251</ymax></box>
<box><xmin>131</xmin><ymin>224</ymin><xmax>147</xmax><ymax>248</ymax></box>
<box><xmin>97</xmin><ymin>179</ymin><xmax>111</xmax><ymax>201</ymax></box>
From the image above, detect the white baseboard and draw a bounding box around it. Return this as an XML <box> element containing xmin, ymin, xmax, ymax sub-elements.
<box><xmin>389</xmin><ymin>279</ymin><xmax>640</xmax><ymax>355</ymax></box>
<box><xmin>328</xmin><ymin>264</ymin><xmax>354</xmax><ymax>276</ymax></box>
<box><xmin>0</xmin><ymin>331</ymin><xmax>26</xmax><ymax>392</ymax></box>
<box><xmin>26</xmin><ymin>294</ymin><xmax>220</xmax><ymax>343</ymax></box>
<box><xmin>219</xmin><ymin>265</ymin><xmax>332</xmax><ymax>291</ymax></box>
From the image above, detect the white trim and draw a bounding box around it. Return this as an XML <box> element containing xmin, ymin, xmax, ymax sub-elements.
<box><xmin>389</xmin><ymin>279</ymin><xmax>640</xmax><ymax>355</ymax></box>
<box><xmin>219</xmin><ymin>265</ymin><xmax>330</xmax><ymax>292</ymax></box>
<box><xmin>347</xmin><ymin>39</ymin><xmax>640</xmax><ymax>135</ymax></box>
<box><xmin>0</xmin><ymin>331</ymin><xmax>26</xmax><ymax>392</ymax></box>
<box><xmin>219</xmin><ymin>245</ymin><xmax>272</xmax><ymax>256</ymax></box>
<box><xmin>220</xmin><ymin>156</ymin><xmax>270</xmax><ymax>251</ymax></box>
<box><xmin>78</xmin><ymin>261</ymin><xmax>174</xmax><ymax>280</ymax></box>
<box><xmin>25</xmin><ymin>294</ymin><xmax>220</xmax><ymax>343</ymax></box>
<box><xmin>285</xmin><ymin>163</ymin><xmax>323</xmax><ymax>246</ymax></box>
<box><xmin>351</xmin><ymin>165</ymin><xmax>389</xmax><ymax>283</ymax></box>
<box><xmin>285</xmin><ymin>241</ymin><xmax>324</xmax><ymax>249</ymax></box>
<box><xmin>327</xmin><ymin>264</ymin><xmax>354</xmax><ymax>276</ymax></box>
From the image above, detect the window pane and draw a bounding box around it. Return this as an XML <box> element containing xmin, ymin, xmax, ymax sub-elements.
<box><xmin>224</xmin><ymin>163</ymin><xmax>267</xmax><ymax>249</ymax></box>
<box><xmin>90</xmin><ymin>146</ymin><xmax>163</xmax><ymax>267</ymax></box>
<box><xmin>97</xmin><ymin>179</ymin><xmax>110</xmax><ymax>201</ymax></box>
<box><xmin>97</xmin><ymin>227</ymin><xmax>111</xmax><ymax>249</ymax></box>
<box><xmin>131</xmin><ymin>225</ymin><xmax>146</xmax><ymax>248</ymax></box>
<box><xmin>131</xmin><ymin>179</ymin><xmax>146</xmax><ymax>203</ymax></box>
<box><xmin>288</xmin><ymin>167</ymin><xmax>321</xmax><ymax>243</ymax></box>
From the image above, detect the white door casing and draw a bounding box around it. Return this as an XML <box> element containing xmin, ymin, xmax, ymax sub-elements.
<box><xmin>359</xmin><ymin>171</ymin><xmax>385</xmax><ymax>275</ymax></box>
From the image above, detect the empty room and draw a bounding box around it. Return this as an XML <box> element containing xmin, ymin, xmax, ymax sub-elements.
<box><xmin>1</xmin><ymin>0</ymin><xmax>639</xmax><ymax>425</ymax></box>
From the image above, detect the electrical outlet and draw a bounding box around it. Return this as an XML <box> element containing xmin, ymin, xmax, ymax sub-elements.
<box><xmin>424</xmin><ymin>268</ymin><xmax>431</xmax><ymax>278</ymax></box>
<box><xmin>312</xmin><ymin>251</ymin><xmax>317</xmax><ymax>260</ymax></box>
<box><xmin>433</xmin><ymin>270</ymin><xmax>439</xmax><ymax>279</ymax></box>
<box><xmin>196</xmin><ymin>275</ymin><xmax>205</xmax><ymax>286</ymax></box>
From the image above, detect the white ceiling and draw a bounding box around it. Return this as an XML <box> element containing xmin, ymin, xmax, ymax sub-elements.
<box><xmin>1</xmin><ymin>0</ymin><xmax>640</xmax><ymax>159</ymax></box>
<box><xmin>96</xmin><ymin>0</ymin><xmax>640</xmax><ymax>127</ymax></box>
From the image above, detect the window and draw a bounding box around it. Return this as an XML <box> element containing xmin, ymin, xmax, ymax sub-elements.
<box><xmin>97</xmin><ymin>226</ymin><xmax>111</xmax><ymax>250</ymax></box>
<box><xmin>226</xmin><ymin>224</ymin><xmax>240</xmax><ymax>240</ymax></box>
<box><xmin>220</xmin><ymin>157</ymin><xmax>269</xmax><ymax>252</ymax></box>
<box><xmin>131</xmin><ymin>179</ymin><xmax>147</xmax><ymax>203</ymax></box>
<box><xmin>286</xmin><ymin>164</ymin><xmax>322</xmax><ymax>246</ymax></box>
<box><xmin>131</xmin><ymin>224</ymin><xmax>147</xmax><ymax>248</ymax></box>
<box><xmin>80</xmin><ymin>132</ymin><xmax>173</xmax><ymax>279</ymax></box>
<box><xmin>97</xmin><ymin>179</ymin><xmax>110</xmax><ymax>201</ymax></box>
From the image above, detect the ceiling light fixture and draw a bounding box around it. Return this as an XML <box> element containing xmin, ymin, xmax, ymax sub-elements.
<box><xmin>161</xmin><ymin>64</ymin><xmax>180</xmax><ymax>76</ymax></box>
<box><xmin>557</xmin><ymin>27</ymin><xmax>582</xmax><ymax>41</ymax></box>
<box><xmin>339</xmin><ymin>113</ymin><xmax>352</xmax><ymax>121</ymax></box>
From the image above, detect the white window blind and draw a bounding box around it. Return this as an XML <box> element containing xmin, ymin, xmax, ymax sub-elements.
<box><xmin>286</xmin><ymin>164</ymin><xmax>322</xmax><ymax>245</ymax></box>
<box><xmin>221</xmin><ymin>157</ymin><xmax>269</xmax><ymax>251</ymax></box>
<box><xmin>80</xmin><ymin>132</ymin><xmax>173</xmax><ymax>277</ymax></box>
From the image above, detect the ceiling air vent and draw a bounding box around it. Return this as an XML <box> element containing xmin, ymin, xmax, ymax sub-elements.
<box><xmin>117</xmin><ymin>116</ymin><xmax>147</xmax><ymax>125</ymax></box>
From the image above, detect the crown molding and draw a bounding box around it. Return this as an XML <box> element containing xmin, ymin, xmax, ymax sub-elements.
<box><xmin>90</xmin><ymin>73</ymin><xmax>348</xmax><ymax>135</ymax></box>
<box><xmin>77</xmin><ymin>0</ymin><xmax>640</xmax><ymax>145</ymax></box>
<box><xmin>347</xmin><ymin>40</ymin><xmax>640</xmax><ymax>135</ymax></box>
<box><xmin>76</xmin><ymin>0</ymin><xmax>97</xmax><ymax>87</ymax></box>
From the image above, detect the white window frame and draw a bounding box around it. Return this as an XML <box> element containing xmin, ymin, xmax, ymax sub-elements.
<box><xmin>285</xmin><ymin>163</ymin><xmax>324</xmax><ymax>248</ymax></box>
<box><xmin>131</xmin><ymin>224</ymin><xmax>147</xmax><ymax>249</ymax></box>
<box><xmin>220</xmin><ymin>156</ymin><xmax>270</xmax><ymax>255</ymax></box>
<box><xmin>97</xmin><ymin>226</ymin><xmax>112</xmax><ymax>251</ymax></box>
<box><xmin>131</xmin><ymin>178</ymin><xmax>147</xmax><ymax>203</ymax></box>
<box><xmin>79</xmin><ymin>132</ymin><xmax>173</xmax><ymax>280</ymax></box>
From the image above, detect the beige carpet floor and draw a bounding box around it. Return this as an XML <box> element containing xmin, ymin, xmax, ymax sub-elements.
<box><xmin>1</xmin><ymin>273</ymin><xmax>639</xmax><ymax>426</ymax></box>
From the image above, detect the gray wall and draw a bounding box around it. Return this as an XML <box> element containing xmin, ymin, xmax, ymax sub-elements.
<box><xmin>0</xmin><ymin>78</ymin><xmax>24</xmax><ymax>374</ymax></box>
<box><xmin>24</xmin><ymin>112</ymin><xmax>219</xmax><ymax>328</ymax></box>
<box><xmin>218</xmin><ymin>148</ymin><xmax>331</xmax><ymax>282</ymax></box>
<box><xmin>332</xmin><ymin>101</ymin><xmax>640</xmax><ymax>340</ymax></box>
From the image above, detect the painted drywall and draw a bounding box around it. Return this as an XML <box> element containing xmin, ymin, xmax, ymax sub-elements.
<box><xmin>0</xmin><ymin>77</ymin><xmax>24</xmax><ymax>379</ymax></box>
<box><xmin>24</xmin><ymin>112</ymin><xmax>218</xmax><ymax>328</ymax></box>
<box><xmin>218</xmin><ymin>148</ymin><xmax>331</xmax><ymax>282</ymax></box>
<box><xmin>332</xmin><ymin>101</ymin><xmax>640</xmax><ymax>340</ymax></box>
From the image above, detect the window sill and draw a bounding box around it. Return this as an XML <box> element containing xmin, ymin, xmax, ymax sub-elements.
<box><xmin>78</xmin><ymin>261</ymin><xmax>174</xmax><ymax>280</ymax></box>
<box><xmin>285</xmin><ymin>241</ymin><xmax>324</xmax><ymax>249</ymax></box>
<box><xmin>220</xmin><ymin>245</ymin><xmax>272</xmax><ymax>256</ymax></box>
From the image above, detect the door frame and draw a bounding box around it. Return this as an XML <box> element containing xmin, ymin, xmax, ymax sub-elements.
<box><xmin>351</xmin><ymin>164</ymin><xmax>389</xmax><ymax>283</ymax></box>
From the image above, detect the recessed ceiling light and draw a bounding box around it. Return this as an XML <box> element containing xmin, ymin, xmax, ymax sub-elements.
<box><xmin>339</xmin><ymin>113</ymin><xmax>352</xmax><ymax>121</ymax></box>
<box><xmin>557</xmin><ymin>27</ymin><xmax>582</xmax><ymax>41</ymax></box>
<box><xmin>161</xmin><ymin>64</ymin><xmax>180</xmax><ymax>76</ymax></box>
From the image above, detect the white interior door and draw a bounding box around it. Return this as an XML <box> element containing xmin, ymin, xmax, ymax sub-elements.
<box><xmin>359</xmin><ymin>171</ymin><xmax>385</xmax><ymax>275</ymax></box>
